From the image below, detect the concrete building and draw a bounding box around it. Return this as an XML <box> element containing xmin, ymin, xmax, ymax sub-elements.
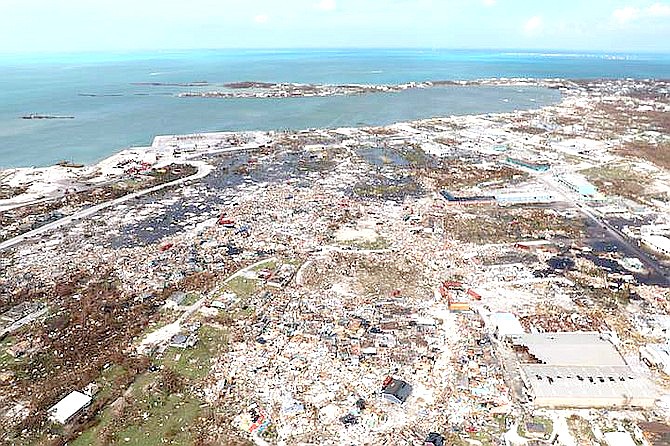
<box><xmin>48</xmin><ymin>391</ymin><xmax>92</xmax><ymax>424</ymax></box>
<box><xmin>513</xmin><ymin>332</ymin><xmax>657</xmax><ymax>408</ymax></box>
<box><xmin>556</xmin><ymin>174</ymin><xmax>598</xmax><ymax>197</ymax></box>
<box><xmin>604</xmin><ymin>431</ymin><xmax>637</xmax><ymax>446</ymax></box>
<box><xmin>495</xmin><ymin>191</ymin><xmax>560</xmax><ymax>206</ymax></box>
<box><xmin>510</xmin><ymin>332</ymin><xmax>626</xmax><ymax>366</ymax></box>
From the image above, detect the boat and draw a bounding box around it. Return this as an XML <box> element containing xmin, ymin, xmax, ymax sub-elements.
<box><xmin>21</xmin><ymin>114</ymin><xmax>75</xmax><ymax>120</ymax></box>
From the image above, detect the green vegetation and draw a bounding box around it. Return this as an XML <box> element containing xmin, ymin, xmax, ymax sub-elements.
<box><xmin>112</xmin><ymin>393</ymin><xmax>202</xmax><ymax>446</ymax></box>
<box><xmin>181</xmin><ymin>292</ymin><xmax>201</xmax><ymax>307</ymax></box>
<box><xmin>0</xmin><ymin>336</ymin><xmax>17</xmax><ymax>368</ymax></box>
<box><xmin>400</xmin><ymin>146</ymin><xmax>430</xmax><ymax>167</ymax></box>
<box><xmin>353</xmin><ymin>182</ymin><xmax>421</xmax><ymax>199</ymax></box>
<box><xmin>70</xmin><ymin>325</ymin><xmax>228</xmax><ymax>446</ymax></box>
<box><xmin>251</xmin><ymin>259</ymin><xmax>277</xmax><ymax>272</ymax></box>
<box><xmin>443</xmin><ymin>207</ymin><xmax>585</xmax><ymax>244</ymax></box>
<box><xmin>339</xmin><ymin>237</ymin><xmax>391</xmax><ymax>251</ymax></box>
<box><xmin>566</xmin><ymin>415</ymin><xmax>605</xmax><ymax>446</ymax></box>
<box><xmin>582</xmin><ymin>163</ymin><xmax>652</xmax><ymax>201</ymax></box>
<box><xmin>162</xmin><ymin>325</ymin><xmax>229</xmax><ymax>380</ymax></box>
<box><xmin>223</xmin><ymin>276</ymin><xmax>259</xmax><ymax>300</ymax></box>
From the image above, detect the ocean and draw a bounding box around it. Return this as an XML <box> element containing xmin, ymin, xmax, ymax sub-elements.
<box><xmin>1</xmin><ymin>49</ymin><xmax>668</xmax><ymax>168</ymax></box>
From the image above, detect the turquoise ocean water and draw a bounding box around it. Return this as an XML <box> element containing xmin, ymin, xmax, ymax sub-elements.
<box><xmin>0</xmin><ymin>49</ymin><xmax>668</xmax><ymax>168</ymax></box>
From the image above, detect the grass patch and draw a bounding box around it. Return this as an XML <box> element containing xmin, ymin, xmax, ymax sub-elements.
<box><xmin>0</xmin><ymin>336</ymin><xmax>17</xmax><ymax>369</ymax></box>
<box><xmin>251</xmin><ymin>260</ymin><xmax>277</xmax><ymax>272</ymax></box>
<box><xmin>181</xmin><ymin>293</ymin><xmax>201</xmax><ymax>307</ymax></box>
<box><xmin>339</xmin><ymin>237</ymin><xmax>390</xmax><ymax>251</ymax></box>
<box><xmin>162</xmin><ymin>325</ymin><xmax>228</xmax><ymax>381</ymax></box>
<box><xmin>223</xmin><ymin>276</ymin><xmax>259</xmax><ymax>300</ymax></box>
<box><xmin>112</xmin><ymin>393</ymin><xmax>201</xmax><ymax>446</ymax></box>
<box><xmin>71</xmin><ymin>326</ymin><xmax>228</xmax><ymax>446</ymax></box>
<box><xmin>353</xmin><ymin>182</ymin><xmax>421</xmax><ymax>199</ymax></box>
<box><xmin>582</xmin><ymin>163</ymin><xmax>652</xmax><ymax>201</ymax></box>
<box><xmin>71</xmin><ymin>386</ymin><xmax>202</xmax><ymax>446</ymax></box>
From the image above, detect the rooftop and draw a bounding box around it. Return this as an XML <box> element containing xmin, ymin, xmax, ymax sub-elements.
<box><xmin>510</xmin><ymin>332</ymin><xmax>626</xmax><ymax>367</ymax></box>
<box><xmin>48</xmin><ymin>391</ymin><xmax>92</xmax><ymax>424</ymax></box>
<box><xmin>522</xmin><ymin>365</ymin><xmax>657</xmax><ymax>406</ymax></box>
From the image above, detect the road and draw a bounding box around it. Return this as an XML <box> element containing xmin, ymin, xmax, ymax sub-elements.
<box><xmin>138</xmin><ymin>256</ymin><xmax>277</xmax><ymax>352</ymax></box>
<box><xmin>536</xmin><ymin>172</ymin><xmax>670</xmax><ymax>287</ymax></box>
<box><xmin>0</xmin><ymin>160</ymin><xmax>213</xmax><ymax>252</ymax></box>
<box><xmin>578</xmin><ymin>203</ymin><xmax>670</xmax><ymax>285</ymax></box>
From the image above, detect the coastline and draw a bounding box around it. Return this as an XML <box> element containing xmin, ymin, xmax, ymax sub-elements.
<box><xmin>2</xmin><ymin>76</ymin><xmax>668</xmax><ymax>249</ymax></box>
<box><xmin>0</xmin><ymin>78</ymin><xmax>562</xmax><ymax>170</ymax></box>
<box><xmin>0</xmin><ymin>78</ymin><xmax>567</xmax><ymax>207</ymax></box>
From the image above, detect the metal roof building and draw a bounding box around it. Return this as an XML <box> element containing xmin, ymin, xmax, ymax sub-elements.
<box><xmin>642</xmin><ymin>235</ymin><xmax>670</xmax><ymax>257</ymax></box>
<box><xmin>520</xmin><ymin>365</ymin><xmax>657</xmax><ymax>408</ymax></box>
<box><xmin>513</xmin><ymin>332</ymin><xmax>658</xmax><ymax>408</ymax></box>
<box><xmin>48</xmin><ymin>391</ymin><xmax>92</xmax><ymax>424</ymax></box>
<box><xmin>510</xmin><ymin>332</ymin><xmax>626</xmax><ymax>366</ymax></box>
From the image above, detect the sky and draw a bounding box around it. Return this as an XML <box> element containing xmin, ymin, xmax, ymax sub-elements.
<box><xmin>1</xmin><ymin>0</ymin><xmax>669</xmax><ymax>53</ymax></box>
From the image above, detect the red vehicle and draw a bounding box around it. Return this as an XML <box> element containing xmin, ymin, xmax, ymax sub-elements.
<box><xmin>218</xmin><ymin>214</ymin><xmax>235</xmax><ymax>227</ymax></box>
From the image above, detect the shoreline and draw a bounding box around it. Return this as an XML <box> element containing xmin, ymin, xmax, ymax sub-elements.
<box><xmin>1</xmin><ymin>76</ymin><xmax>667</xmax><ymax>216</ymax></box>
<box><xmin>0</xmin><ymin>77</ymin><xmax>565</xmax><ymax>171</ymax></box>
<box><xmin>0</xmin><ymin>78</ymin><xmax>567</xmax><ymax>210</ymax></box>
<box><xmin>1</xmin><ymin>77</ymin><xmax>565</xmax><ymax>165</ymax></box>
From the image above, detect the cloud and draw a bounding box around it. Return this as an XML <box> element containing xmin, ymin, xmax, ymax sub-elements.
<box><xmin>648</xmin><ymin>2</ymin><xmax>670</xmax><ymax>16</ymax></box>
<box><xmin>612</xmin><ymin>6</ymin><xmax>639</xmax><ymax>24</ymax></box>
<box><xmin>482</xmin><ymin>0</ymin><xmax>496</xmax><ymax>6</ymax></box>
<box><xmin>612</xmin><ymin>3</ymin><xmax>670</xmax><ymax>25</ymax></box>
<box><xmin>523</xmin><ymin>16</ymin><xmax>543</xmax><ymax>35</ymax></box>
<box><xmin>253</xmin><ymin>14</ymin><xmax>269</xmax><ymax>24</ymax></box>
<box><xmin>316</xmin><ymin>0</ymin><xmax>337</xmax><ymax>11</ymax></box>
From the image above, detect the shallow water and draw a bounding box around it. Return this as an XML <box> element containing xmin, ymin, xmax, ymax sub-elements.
<box><xmin>2</xmin><ymin>48</ymin><xmax>668</xmax><ymax>168</ymax></box>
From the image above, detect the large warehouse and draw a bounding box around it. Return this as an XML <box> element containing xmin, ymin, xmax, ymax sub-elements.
<box><xmin>511</xmin><ymin>332</ymin><xmax>658</xmax><ymax>408</ymax></box>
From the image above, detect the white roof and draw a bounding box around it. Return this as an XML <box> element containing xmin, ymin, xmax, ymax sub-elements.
<box><xmin>644</xmin><ymin>235</ymin><xmax>670</xmax><ymax>253</ymax></box>
<box><xmin>48</xmin><ymin>391</ymin><xmax>92</xmax><ymax>424</ymax></box>
<box><xmin>604</xmin><ymin>431</ymin><xmax>637</xmax><ymax>446</ymax></box>
<box><xmin>641</xmin><ymin>343</ymin><xmax>670</xmax><ymax>369</ymax></box>
<box><xmin>490</xmin><ymin>313</ymin><xmax>525</xmax><ymax>336</ymax></box>
<box><xmin>522</xmin><ymin>365</ymin><xmax>657</xmax><ymax>403</ymax></box>
<box><xmin>510</xmin><ymin>332</ymin><xmax>626</xmax><ymax>366</ymax></box>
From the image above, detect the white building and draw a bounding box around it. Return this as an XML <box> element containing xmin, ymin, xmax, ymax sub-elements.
<box><xmin>555</xmin><ymin>174</ymin><xmax>598</xmax><ymax>197</ymax></box>
<box><xmin>513</xmin><ymin>332</ymin><xmax>657</xmax><ymax>408</ymax></box>
<box><xmin>48</xmin><ymin>391</ymin><xmax>92</xmax><ymax>424</ymax></box>
<box><xmin>495</xmin><ymin>191</ymin><xmax>559</xmax><ymax>206</ymax></box>
<box><xmin>642</xmin><ymin>235</ymin><xmax>670</xmax><ymax>257</ymax></box>
<box><xmin>488</xmin><ymin>312</ymin><xmax>525</xmax><ymax>339</ymax></box>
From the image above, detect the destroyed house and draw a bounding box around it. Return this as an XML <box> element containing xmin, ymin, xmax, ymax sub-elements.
<box><xmin>424</xmin><ymin>432</ymin><xmax>445</xmax><ymax>446</ymax></box>
<box><xmin>170</xmin><ymin>333</ymin><xmax>198</xmax><ymax>349</ymax></box>
<box><xmin>381</xmin><ymin>377</ymin><xmax>412</xmax><ymax>404</ymax></box>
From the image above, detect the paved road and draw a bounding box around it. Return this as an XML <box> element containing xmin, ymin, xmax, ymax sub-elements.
<box><xmin>536</xmin><ymin>172</ymin><xmax>670</xmax><ymax>287</ymax></box>
<box><xmin>579</xmin><ymin>203</ymin><xmax>670</xmax><ymax>286</ymax></box>
<box><xmin>0</xmin><ymin>160</ymin><xmax>213</xmax><ymax>252</ymax></box>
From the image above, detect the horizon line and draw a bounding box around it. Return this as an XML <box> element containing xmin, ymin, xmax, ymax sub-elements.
<box><xmin>1</xmin><ymin>47</ymin><xmax>670</xmax><ymax>57</ymax></box>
